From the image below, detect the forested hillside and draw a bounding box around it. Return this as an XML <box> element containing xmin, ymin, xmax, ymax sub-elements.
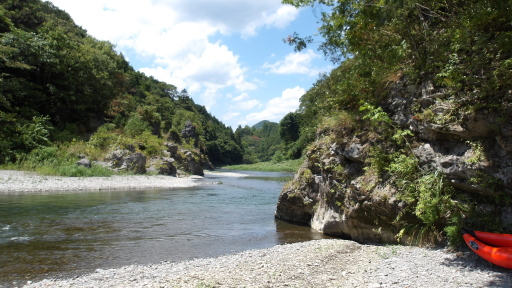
<box><xmin>235</xmin><ymin>122</ymin><xmax>281</xmax><ymax>163</ymax></box>
<box><xmin>276</xmin><ymin>0</ymin><xmax>512</xmax><ymax>246</ymax></box>
<box><xmin>234</xmin><ymin>111</ymin><xmax>309</xmax><ymax>164</ymax></box>
<box><xmin>0</xmin><ymin>0</ymin><xmax>243</xmax><ymax>169</ymax></box>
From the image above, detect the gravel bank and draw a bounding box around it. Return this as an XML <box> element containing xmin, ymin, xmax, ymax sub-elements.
<box><xmin>23</xmin><ymin>239</ymin><xmax>512</xmax><ymax>288</ymax></box>
<box><xmin>0</xmin><ymin>170</ymin><xmax>202</xmax><ymax>194</ymax></box>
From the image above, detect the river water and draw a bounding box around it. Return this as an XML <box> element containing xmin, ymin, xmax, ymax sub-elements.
<box><xmin>0</xmin><ymin>170</ymin><xmax>331</xmax><ymax>286</ymax></box>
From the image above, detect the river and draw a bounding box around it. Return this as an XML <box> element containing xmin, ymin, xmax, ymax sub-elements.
<box><xmin>0</xmin><ymin>170</ymin><xmax>331</xmax><ymax>286</ymax></box>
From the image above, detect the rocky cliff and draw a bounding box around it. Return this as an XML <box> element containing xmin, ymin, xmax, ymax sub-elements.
<box><xmin>275</xmin><ymin>77</ymin><xmax>512</xmax><ymax>245</ymax></box>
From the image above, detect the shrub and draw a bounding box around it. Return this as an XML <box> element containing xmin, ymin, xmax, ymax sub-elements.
<box><xmin>390</xmin><ymin>153</ymin><xmax>467</xmax><ymax>246</ymax></box>
<box><xmin>124</xmin><ymin>116</ymin><xmax>151</xmax><ymax>138</ymax></box>
<box><xmin>88</xmin><ymin>123</ymin><xmax>118</xmax><ymax>150</ymax></box>
<box><xmin>271</xmin><ymin>151</ymin><xmax>285</xmax><ymax>164</ymax></box>
<box><xmin>21</xmin><ymin>116</ymin><xmax>52</xmax><ymax>151</ymax></box>
<box><xmin>135</xmin><ymin>131</ymin><xmax>164</xmax><ymax>157</ymax></box>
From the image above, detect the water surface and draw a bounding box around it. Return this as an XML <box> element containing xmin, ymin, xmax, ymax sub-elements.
<box><xmin>0</xmin><ymin>170</ymin><xmax>331</xmax><ymax>286</ymax></box>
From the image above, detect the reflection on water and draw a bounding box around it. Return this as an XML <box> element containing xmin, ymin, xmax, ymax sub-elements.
<box><xmin>0</xmin><ymin>170</ymin><xmax>332</xmax><ymax>286</ymax></box>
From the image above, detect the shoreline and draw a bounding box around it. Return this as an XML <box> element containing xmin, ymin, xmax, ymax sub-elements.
<box><xmin>2</xmin><ymin>170</ymin><xmax>510</xmax><ymax>287</ymax></box>
<box><xmin>23</xmin><ymin>239</ymin><xmax>511</xmax><ymax>288</ymax></box>
<box><xmin>0</xmin><ymin>170</ymin><xmax>205</xmax><ymax>194</ymax></box>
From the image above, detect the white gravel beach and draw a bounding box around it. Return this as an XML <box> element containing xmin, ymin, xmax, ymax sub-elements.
<box><xmin>1</xmin><ymin>170</ymin><xmax>511</xmax><ymax>287</ymax></box>
<box><xmin>23</xmin><ymin>239</ymin><xmax>512</xmax><ymax>288</ymax></box>
<box><xmin>0</xmin><ymin>170</ymin><xmax>203</xmax><ymax>194</ymax></box>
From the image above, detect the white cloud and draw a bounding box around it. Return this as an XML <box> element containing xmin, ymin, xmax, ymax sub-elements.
<box><xmin>233</xmin><ymin>93</ymin><xmax>249</xmax><ymax>101</ymax></box>
<box><xmin>167</xmin><ymin>0</ymin><xmax>299</xmax><ymax>36</ymax></box>
<box><xmin>50</xmin><ymin>0</ymin><xmax>295</xmax><ymax>99</ymax></box>
<box><xmin>237</xmin><ymin>99</ymin><xmax>262</xmax><ymax>110</ymax></box>
<box><xmin>246</xmin><ymin>86</ymin><xmax>305</xmax><ymax>123</ymax></box>
<box><xmin>241</xmin><ymin>5</ymin><xmax>299</xmax><ymax>37</ymax></box>
<box><xmin>264</xmin><ymin>49</ymin><xmax>321</xmax><ymax>76</ymax></box>
<box><xmin>172</xmin><ymin>42</ymin><xmax>255</xmax><ymax>91</ymax></box>
<box><xmin>141</xmin><ymin>41</ymin><xmax>256</xmax><ymax>108</ymax></box>
<box><xmin>222</xmin><ymin>111</ymin><xmax>241</xmax><ymax>121</ymax></box>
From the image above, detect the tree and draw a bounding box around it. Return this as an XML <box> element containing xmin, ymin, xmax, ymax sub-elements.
<box><xmin>279</xmin><ymin>112</ymin><xmax>300</xmax><ymax>144</ymax></box>
<box><xmin>0</xmin><ymin>0</ymin><xmax>247</xmax><ymax>166</ymax></box>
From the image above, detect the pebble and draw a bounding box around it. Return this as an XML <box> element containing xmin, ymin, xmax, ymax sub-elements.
<box><xmin>0</xmin><ymin>170</ymin><xmax>201</xmax><ymax>193</ymax></box>
<box><xmin>20</xmin><ymin>239</ymin><xmax>512</xmax><ymax>288</ymax></box>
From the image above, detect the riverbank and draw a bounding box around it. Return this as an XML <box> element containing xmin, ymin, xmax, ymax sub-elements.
<box><xmin>3</xmin><ymin>170</ymin><xmax>511</xmax><ymax>287</ymax></box>
<box><xmin>23</xmin><ymin>238</ymin><xmax>511</xmax><ymax>288</ymax></box>
<box><xmin>0</xmin><ymin>170</ymin><xmax>204</xmax><ymax>194</ymax></box>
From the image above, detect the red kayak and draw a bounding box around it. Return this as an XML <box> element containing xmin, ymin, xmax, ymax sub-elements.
<box><xmin>462</xmin><ymin>228</ymin><xmax>512</xmax><ymax>269</ymax></box>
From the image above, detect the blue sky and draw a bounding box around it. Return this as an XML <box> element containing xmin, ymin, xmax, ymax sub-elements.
<box><xmin>49</xmin><ymin>0</ymin><xmax>332</xmax><ymax>129</ymax></box>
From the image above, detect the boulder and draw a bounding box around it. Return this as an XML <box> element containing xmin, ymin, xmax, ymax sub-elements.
<box><xmin>106</xmin><ymin>149</ymin><xmax>130</xmax><ymax>168</ymax></box>
<box><xmin>343</xmin><ymin>143</ymin><xmax>364</xmax><ymax>163</ymax></box>
<box><xmin>119</xmin><ymin>152</ymin><xmax>146</xmax><ymax>174</ymax></box>
<box><xmin>164</xmin><ymin>142</ymin><xmax>179</xmax><ymax>156</ymax></box>
<box><xmin>147</xmin><ymin>157</ymin><xmax>177</xmax><ymax>176</ymax></box>
<box><xmin>181</xmin><ymin>151</ymin><xmax>204</xmax><ymax>176</ymax></box>
<box><xmin>106</xmin><ymin>149</ymin><xmax>146</xmax><ymax>174</ymax></box>
<box><xmin>75</xmin><ymin>158</ymin><xmax>91</xmax><ymax>168</ymax></box>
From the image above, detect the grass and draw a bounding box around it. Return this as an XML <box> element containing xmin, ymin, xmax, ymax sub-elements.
<box><xmin>222</xmin><ymin>158</ymin><xmax>303</xmax><ymax>172</ymax></box>
<box><xmin>2</xmin><ymin>146</ymin><xmax>113</xmax><ymax>177</ymax></box>
<box><xmin>2</xmin><ymin>160</ymin><xmax>114</xmax><ymax>177</ymax></box>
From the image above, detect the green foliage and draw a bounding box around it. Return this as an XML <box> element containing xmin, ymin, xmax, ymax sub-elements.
<box><xmin>115</xmin><ymin>130</ymin><xmax>165</xmax><ymax>158</ymax></box>
<box><xmin>285</xmin><ymin>0</ymin><xmax>512</xmax><ymax>114</ymax></box>
<box><xmin>279</xmin><ymin>112</ymin><xmax>300</xmax><ymax>144</ymax></box>
<box><xmin>124</xmin><ymin>116</ymin><xmax>151</xmax><ymax>138</ymax></box>
<box><xmin>360</xmin><ymin>103</ymin><xmax>413</xmax><ymax>147</ymax></box>
<box><xmin>13</xmin><ymin>145</ymin><xmax>112</xmax><ymax>177</ymax></box>
<box><xmin>271</xmin><ymin>151</ymin><xmax>285</xmax><ymax>164</ymax></box>
<box><xmin>0</xmin><ymin>0</ymin><xmax>245</xmax><ymax>169</ymax></box>
<box><xmin>20</xmin><ymin>115</ymin><xmax>52</xmax><ymax>151</ymax></box>
<box><xmin>223</xmin><ymin>158</ymin><xmax>303</xmax><ymax>173</ymax></box>
<box><xmin>360</xmin><ymin>103</ymin><xmax>392</xmax><ymax>126</ymax></box>
<box><xmin>315</xmin><ymin>111</ymin><xmax>356</xmax><ymax>144</ymax></box>
<box><xmin>167</xmin><ymin>128</ymin><xmax>182</xmax><ymax>144</ymax></box>
<box><xmin>389</xmin><ymin>154</ymin><xmax>467</xmax><ymax>246</ymax></box>
<box><xmin>19</xmin><ymin>146</ymin><xmax>59</xmax><ymax>169</ymax></box>
<box><xmin>465</xmin><ymin>141</ymin><xmax>485</xmax><ymax>165</ymax></box>
<box><xmin>235</xmin><ymin>121</ymin><xmax>283</xmax><ymax>163</ymax></box>
<box><xmin>365</xmin><ymin>147</ymin><xmax>392</xmax><ymax>177</ymax></box>
<box><xmin>88</xmin><ymin>123</ymin><xmax>118</xmax><ymax>150</ymax></box>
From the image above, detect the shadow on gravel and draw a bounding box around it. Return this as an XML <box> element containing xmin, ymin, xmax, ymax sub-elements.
<box><xmin>441</xmin><ymin>249</ymin><xmax>512</xmax><ymax>287</ymax></box>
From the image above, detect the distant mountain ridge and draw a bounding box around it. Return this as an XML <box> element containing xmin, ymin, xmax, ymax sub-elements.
<box><xmin>252</xmin><ymin>120</ymin><xmax>274</xmax><ymax>129</ymax></box>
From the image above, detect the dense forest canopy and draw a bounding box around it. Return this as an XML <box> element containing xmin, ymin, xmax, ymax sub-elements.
<box><xmin>0</xmin><ymin>0</ymin><xmax>245</xmax><ymax>166</ymax></box>
<box><xmin>285</xmin><ymin>0</ymin><xmax>511</xmax><ymax>111</ymax></box>
<box><xmin>281</xmin><ymin>0</ymin><xmax>512</xmax><ymax>164</ymax></box>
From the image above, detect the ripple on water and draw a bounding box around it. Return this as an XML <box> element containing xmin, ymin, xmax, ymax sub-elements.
<box><xmin>0</xmin><ymin>171</ymin><xmax>332</xmax><ymax>286</ymax></box>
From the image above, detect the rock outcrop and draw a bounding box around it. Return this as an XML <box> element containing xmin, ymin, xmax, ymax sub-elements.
<box><xmin>103</xmin><ymin>140</ymin><xmax>212</xmax><ymax>177</ymax></box>
<box><xmin>106</xmin><ymin>149</ymin><xmax>147</xmax><ymax>174</ymax></box>
<box><xmin>147</xmin><ymin>156</ymin><xmax>177</xmax><ymax>176</ymax></box>
<box><xmin>276</xmin><ymin>77</ymin><xmax>512</xmax><ymax>244</ymax></box>
<box><xmin>181</xmin><ymin>121</ymin><xmax>199</xmax><ymax>148</ymax></box>
<box><xmin>75</xmin><ymin>158</ymin><xmax>91</xmax><ymax>168</ymax></box>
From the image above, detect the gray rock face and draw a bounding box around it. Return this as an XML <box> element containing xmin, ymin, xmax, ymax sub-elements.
<box><xmin>275</xmin><ymin>76</ymin><xmax>512</xmax><ymax>244</ymax></box>
<box><xmin>164</xmin><ymin>142</ymin><xmax>179</xmax><ymax>156</ymax></box>
<box><xmin>276</xmin><ymin>140</ymin><xmax>402</xmax><ymax>243</ymax></box>
<box><xmin>75</xmin><ymin>158</ymin><xmax>91</xmax><ymax>168</ymax></box>
<box><xmin>106</xmin><ymin>149</ymin><xmax>146</xmax><ymax>174</ymax></box>
<box><xmin>147</xmin><ymin>157</ymin><xmax>177</xmax><ymax>176</ymax></box>
<box><xmin>181</xmin><ymin>151</ymin><xmax>204</xmax><ymax>176</ymax></box>
<box><xmin>181</xmin><ymin>121</ymin><xmax>199</xmax><ymax>148</ymax></box>
<box><xmin>120</xmin><ymin>152</ymin><xmax>146</xmax><ymax>174</ymax></box>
